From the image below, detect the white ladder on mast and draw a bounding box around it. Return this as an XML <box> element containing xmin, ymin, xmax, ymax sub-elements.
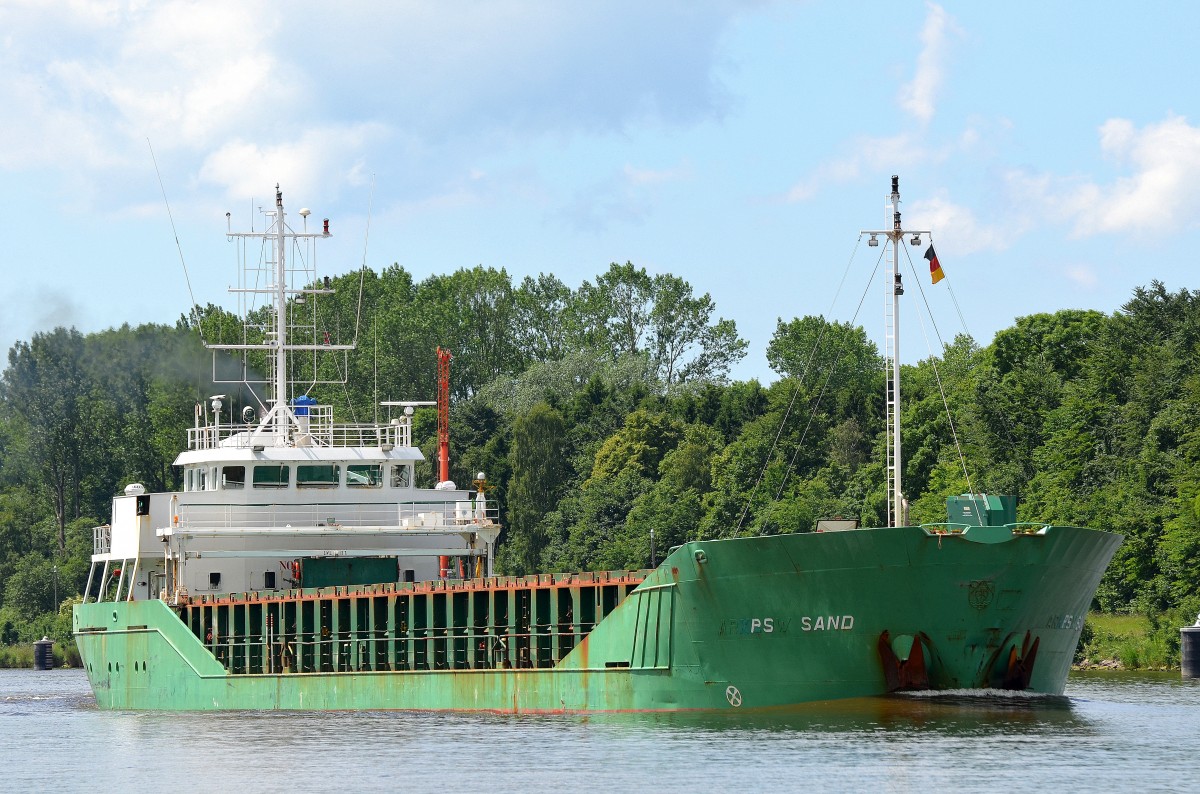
<box><xmin>883</xmin><ymin>233</ymin><xmax>898</xmax><ymax>527</ymax></box>
<box><xmin>862</xmin><ymin>176</ymin><xmax>928</xmax><ymax>529</ymax></box>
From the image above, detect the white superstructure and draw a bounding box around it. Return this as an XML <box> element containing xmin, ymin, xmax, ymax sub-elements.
<box><xmin>85</xmin><ymin>187</ymin><xmax>498</xmax><ymax>605</ymax></box>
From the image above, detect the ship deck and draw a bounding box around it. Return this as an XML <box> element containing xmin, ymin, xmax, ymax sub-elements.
<box><xmin>177</xmin><ymin>570</ymin><xmax>651</xmax><ymax>675</ymax></box>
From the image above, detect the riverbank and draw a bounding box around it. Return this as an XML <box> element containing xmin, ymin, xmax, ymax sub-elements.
<box><xmin>1074</xmin><ymin>612</ymin><xmax>1185</xmax><ymax>671</ymax></box>
<box><xmin>0</xmin><ymin>641</ymin><xmax>80</xmax><ymax>669</ymax></box>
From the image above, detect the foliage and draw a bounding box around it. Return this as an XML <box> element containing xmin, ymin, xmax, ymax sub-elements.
<box><xmin>1075</xmin><ymin>607</ymin><xmax>1197</xmax><ymax>669</ymax></box>
<box><xmin>501</xmin><ymin>403</ymin><xmax>568</xmax><ymax>574</ymax></box>
<box><xmin>2</xmin><ymin>266</ymin><xmax>1199</xmax><ymax>660</ymax></box>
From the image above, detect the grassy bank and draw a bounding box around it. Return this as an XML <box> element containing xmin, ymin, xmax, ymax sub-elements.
<box><xmin>1074</xmin><ymin>611</ymin><xmax>1191</xmax><ymax>670</ymax></box>
<box><xmin>0</xmin><ymin>641</ymin><xmax>81</xmax><ymax>669</ymax></box>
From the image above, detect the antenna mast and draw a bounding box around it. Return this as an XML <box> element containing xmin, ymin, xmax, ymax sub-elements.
<box><xmin>861</xmin><ymin>176</ymin><xmax>930</xmax><ymax>527</ymax></box>
<box><xmin>210</xmin><ymin>186</ymin><xmax>348</xmax><ymax>441</ymax></box>
<box><xmin>273</xmin><ymin>186</ymin><xmax>288</xmax><ymax>436</ymax></box>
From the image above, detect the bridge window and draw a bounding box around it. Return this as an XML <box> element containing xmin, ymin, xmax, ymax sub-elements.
<box><xmin>253</xmin><ymin>464</ymin><xmax>290</xmax><ymax>489</ymax></box>
<box><xmin>347</xmin><ymin>464</ymin><xmax>382</xmax><ymax>488</ymax></box>
<box><xmin>297</xmin><ymin>464</ymin><xmax>340</xmax><ymax>488</ymax></box>
<box><xmin>222</xmin><ymin>466</ymin><xmax>246</xmax><ymax>489</ymax></box>
<box><xmin>391</xmin><ymin>464</ymin><xmax>411</xmax><ymax>488</ymax></box>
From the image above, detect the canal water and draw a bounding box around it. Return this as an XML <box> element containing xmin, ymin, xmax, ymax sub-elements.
<box><xmin>3</xmin><ymin>669</ymin><xmax>1199</xmax><ymax>791</ymax></box>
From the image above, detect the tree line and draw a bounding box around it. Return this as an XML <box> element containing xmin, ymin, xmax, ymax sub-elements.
<box><xmin>1</xmin><ymin>261</ymin><xmax>1198</xmax><ymax>644</ymax></box>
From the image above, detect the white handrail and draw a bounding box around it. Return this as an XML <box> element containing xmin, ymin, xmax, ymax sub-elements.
<box><xmin>175</xmin><ymin>500</ymin><xmax>500</xmax><ymax>530</ymax></box>
<box><xmin>187</xmin><ymin>411</ymin><xmax>411</xmax><ymax>450</ymax></box>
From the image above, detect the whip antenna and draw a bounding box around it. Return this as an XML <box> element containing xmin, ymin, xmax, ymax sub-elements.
<box><xmin>148</xmin><ymin>138</ymin><xmax>205</xmax><ymax>345</ymax></box>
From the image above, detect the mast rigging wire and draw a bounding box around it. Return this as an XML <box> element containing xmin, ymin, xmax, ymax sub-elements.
<box><xmin>748</xmin><ymin>232</ymin><xmax>983</xmax><ymax>533</ymax></box>
<box><xmin>899</xmin><ymin>241</ymin><xmax>981</xmax><ymax>514</ymax></box>
<box><xmin>734</xmin><ymin>236</ymin><xmax>870</xmax><ymax>534</ymax></box>
<box><xmin>148</xmin><ymin>138</ymin><xmax>205</xmax><ymax>346</ymax></box>
<box><xmin>351</xmin><ymin>175</ymin><xmax>375</xmax><ymax>345</ymax></box>
<box><xmin>771</xmin><ymin>248</ymin><xmax>885</xmax><ymax>506</ymax></box>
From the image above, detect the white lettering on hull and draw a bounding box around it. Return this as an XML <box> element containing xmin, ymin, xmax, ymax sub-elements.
<box><xmin>720</xmin><ymin>615</ymin><xmax>855</xmax><ymax>635</ymax></box>
<box><xmin>800</xmin><ymin>615</ymin><xmax>854</xmax><ymax>632</ymax></box>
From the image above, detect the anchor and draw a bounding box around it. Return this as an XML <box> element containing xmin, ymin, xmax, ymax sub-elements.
<box><xmin>999</xmin><ymin>630</ymin><xmax>1040</xmax><ymax>690</ymax></box>
<box><xmin>878</xmin><ymin>630</ymin><xmax>932</xmax><ymax>691</ymax></box>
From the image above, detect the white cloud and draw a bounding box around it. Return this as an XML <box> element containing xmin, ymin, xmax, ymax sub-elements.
<box><xmin>1084</xmin><ymin>115</ymin><xmax>1200</xmax><ymax>234</ymax></box>
<box><xmin>897</xmin><ymin>3</ymin><xmax>957</xmax><ymax>124</ymax></box>
<box><xmin>276</xmin><ymin>2</ymin><xmax>744</xmax><ymax>135</ymax></box>
<box><xmin>785</xmin><ymin>134</ymin><xmax>929</xmax><ymax>202</ymax></box>
<box><xmin>907</xmin><ymin>196</ymin><xmax>1012</xmax><ymax>257</ymax></box>
<box><xmin>879</xmin><ymin>114</ymin><xmax>1200</xmax><ymax>258</ymax></box>
<box><xmin>0</xmin><ymin>1</ymin><xmax>753</xmax><ymax>218</ymax></box>
<box><xmin>623</xmin><ymin>162</ymin><xmax>692</xmax><ymax>186</ymax></box>
<box><xmin>1001</xmin><ymin>169</ymin><xmax>1084</xmax><ymax>226</ymax></box>
<box><xmin>0</xmin><ymin>1</ymin><xmax>286</xmax><ymax>171</ymax></box>
<box><xmin>785</xmin><ymin>4</ymin><xmax>962</xmax><ymax>203</ymax></box>
<box><xmin>198</xmin><ymin>124</ymin><xmax>389</xmax><ymax>201</ymax></box>
<box><xmin>1002</xmin><ymin>115</ymin><xmax>1200</xmax><ymax>238</ymax></box>
<box><xmin>1065</xmin><ymin>264</ymin><xmax>1099</xmax><ymax>289</ymax></box>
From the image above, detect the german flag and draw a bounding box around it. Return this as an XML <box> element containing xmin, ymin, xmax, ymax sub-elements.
<box><xmin>925</xmin><ymin>245</ymin><xmax>945</xmax><ymax>285</ymax></box>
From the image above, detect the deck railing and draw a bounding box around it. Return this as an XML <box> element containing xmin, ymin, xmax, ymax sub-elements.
<box><xmin>175</xmin><ymin>500</ymin><xmax>499</xmax><ymax>530</ymax></box>
<box><xmin>93</xmin><ymin>525</ymin><xmax>112</xmax><ymax>555</ymax></box>
<box><xmin>187</xmin><ymin>405</ymin><xmax>412</xmax><ymax>451</ymax></box>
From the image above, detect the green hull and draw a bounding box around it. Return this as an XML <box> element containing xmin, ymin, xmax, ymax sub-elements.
<box><xmin>74</xmin><ymin>525</ymin><xmax>1121</xmax><ymax>711</ymax></box>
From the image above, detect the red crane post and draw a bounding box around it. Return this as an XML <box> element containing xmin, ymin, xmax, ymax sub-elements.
<box><xmin>436</xmin><ymin>347</ymin><xmax>451</xmax><ymax>484</ymax></box>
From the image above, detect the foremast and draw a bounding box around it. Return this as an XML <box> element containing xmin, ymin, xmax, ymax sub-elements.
<box><xmin>862</xmin><ymin>176</ymin><xmax>930</xmax><ymax>527</ymax></box>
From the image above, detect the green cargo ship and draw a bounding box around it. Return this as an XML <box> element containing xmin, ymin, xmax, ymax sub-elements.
<box><xmin>73</xmin><ymin>180</ymin><xmax>1122</xmax><ymax>711</ymax></box>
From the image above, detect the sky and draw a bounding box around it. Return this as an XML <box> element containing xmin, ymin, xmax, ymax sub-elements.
<box><xmin>1</xmin><ymin>1</ymin><xmax>1197</xmax><ymax>384</ymax></box>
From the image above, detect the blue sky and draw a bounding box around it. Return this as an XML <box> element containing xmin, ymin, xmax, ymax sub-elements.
<box><xmin>1</xmin><ymin>1</ymin><xmax>1196</xmax><ymax>383</ymax></box>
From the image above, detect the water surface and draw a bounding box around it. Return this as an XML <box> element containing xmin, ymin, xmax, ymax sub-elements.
<box><xmin>3</xmin><ymin>669</ymin><xmax>1198</xmax><ymax>791</ymax></box>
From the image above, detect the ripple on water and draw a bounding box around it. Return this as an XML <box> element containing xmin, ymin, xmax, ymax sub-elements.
<box><xmin>1</xmin><ymin>668</ymin><xmax>1199</xmax><ymax>792</ymax></box>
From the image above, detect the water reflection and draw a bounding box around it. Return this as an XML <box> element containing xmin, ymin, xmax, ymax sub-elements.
<box><xmin>6</xmin><ymin>669</ymin><xmax>1200</xmax><ymax>792</ymax></box>
<box><xmin>591</xmin><ymin>689</ymin><xmax>1086</xmax><ymax>738</ymax></box>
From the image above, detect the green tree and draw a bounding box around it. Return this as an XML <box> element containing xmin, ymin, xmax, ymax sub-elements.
<box><xmin>2</xmin><ymin>328</ymin><xmax>89</xmax><ymax>552</ymax></box>
<box><xmin>1</xmin><ymin>553</ymin><xmax>56</xmax><ymax>625</ymax></box>
<box><xmin>514</xmin><ymin>274</ymin><xmax>574</xmax><ymax>362</ymax></box>
<box><xmin>589</xmin><ymin>410</ymin><xmax>685</xmax><ymax>484</ymax></box>
<box><xmin>649</xmin><ymin>273</ymin><xmax>747</xmax><ymax>385</ymax></box>
<box><xmin>571</xmin><ymin>262</ymin><xmax>655</xmax><ymax>356</ymax></box>
<box><xmin>767</xmin><ymin>316</ymin><xmax>881</xmax><ymax>415</ymax></box>
<box><xmin>504</xmin><ymin>403</ymin><xmax>568</xmax><ymax>573</ymax></box>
